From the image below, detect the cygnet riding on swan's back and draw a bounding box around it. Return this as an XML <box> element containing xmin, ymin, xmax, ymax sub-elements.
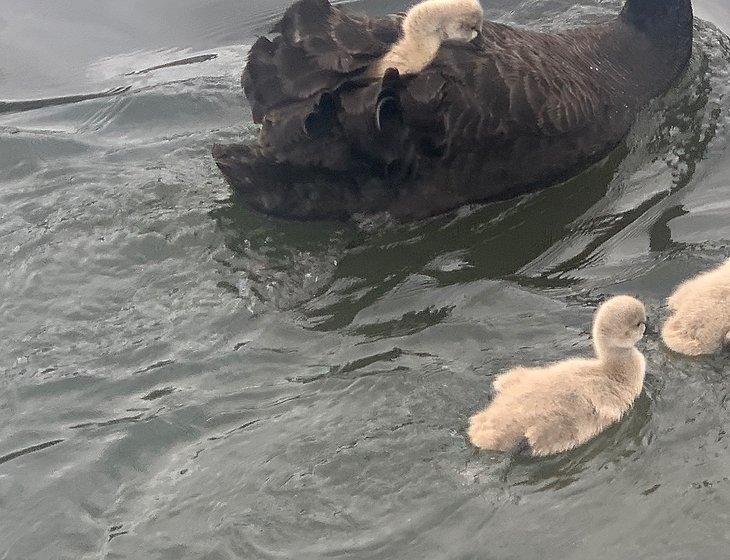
<box><xmin>661</xmin><ymin>258</ymin><xmax>730</xmax><ymax>356</ymax></box>
<box><xmin>468</xmin><ymin>296</ymin><xmax>647</xmax><ymax>457</ymax></box>
<box><xmin>213</xmin><ymin>0</ymin><xmax>694</xmax><ymax>220</ymax></box>
<box><xmin>370</xmin><ymin>0</ymin><xmax>483</xmax><ymax>77</ymax></box>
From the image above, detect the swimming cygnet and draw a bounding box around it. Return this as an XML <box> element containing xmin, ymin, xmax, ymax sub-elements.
<box><xmin>371</xmin><ymin>0</ymin><xmax>483</xmax><ymax>77</ymax></box>
<box><xmin>661</xmin><ymin>258</ymin><xmax>730</xmax><ymax>356</ymax></box>
<box><xmin>468</xmin><ymin>296</ymin><xmax>647</xmax><ymax>457</ymax></box>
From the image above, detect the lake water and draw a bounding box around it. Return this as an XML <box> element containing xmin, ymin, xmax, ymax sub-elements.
<box><xmin>1</xmin><ymin>1</ymin><xmax>729</xmax><ymax>558</ymax></box>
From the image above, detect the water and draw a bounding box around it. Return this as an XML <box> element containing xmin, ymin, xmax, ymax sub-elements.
<box><xmin>1</xmin><ymin>1</ymin><xmax>728</xmax><ymax>558</ymax></box>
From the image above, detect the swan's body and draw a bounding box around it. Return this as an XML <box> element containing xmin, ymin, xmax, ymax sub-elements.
<box><xmin>468</xmin><ymin>296</ymin><xmax>647</xmax><ymax>457</ymax></box>
<box><xmin>213</xmin><ymin>0</ymin><xmax>694</xmax><ymax>220</ymax></box>
<box><xmin>661</xmin><ymin>259</ymin><xmax>730</xmax><ymax>355</ymax></box>
<box><xmin>370</xmin><ymin>0</ymin><xmax>483</xmax><ymax>77</ymax></box>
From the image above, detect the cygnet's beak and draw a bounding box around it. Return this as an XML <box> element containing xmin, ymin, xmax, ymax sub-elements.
<box><xmin>469</xmin><ymin>29</ymin><xmax>479</xmax><ymax>41</ymax></box>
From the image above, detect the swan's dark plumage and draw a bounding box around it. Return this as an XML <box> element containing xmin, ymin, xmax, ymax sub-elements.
<box><xmin>242</xmin><ymin>0</ymin><xmax>403</xmax><ymax>122</ymax></box>
<box><xmin>215</xmin><ymin>0</ymin><xmax>694</xmax><ymax>220</ymax></box>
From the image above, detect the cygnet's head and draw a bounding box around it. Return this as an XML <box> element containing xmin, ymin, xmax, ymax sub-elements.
<box><xmin>440</xmin><ymin>0</ymin><xmax>483</xmax><ymax>41</ymax></box>
<box><xmin>405</xmin><ymin>0</ymin><xmax>484</xmax><ymax>43</ymax></box>
<box><xmin>592</xmin><ymin>295</ymin><xmax>647</xmax><ymax>350</ymax></box>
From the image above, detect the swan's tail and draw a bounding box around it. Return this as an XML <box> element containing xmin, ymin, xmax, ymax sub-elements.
<box><xmin>211</xmin><ymin>142</ymin><xmax>377</xmax><ymax>220</ymax></box>
<box><xmin>661</xmin><ymin>313</ymin><xmax>726</xmax><ymax>356</ymax></box>
<box><xmin>213</xmin><ymin>67</ymin><xmax>438</xmax><ymax>220</ymax></box>
<box><xmin>468</xmin><ymin>410</ymin><xmax>521</xmax><ymax>452</ymax></box>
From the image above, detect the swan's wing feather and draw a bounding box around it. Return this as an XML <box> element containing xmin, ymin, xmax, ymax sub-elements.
<box><xmin>330</xmin><ymin>12</ymin><xmax>400</xmax><ymax>55</ymax></box>
<box><xmin>431</xmin><ymin>23</ymin><xmax>612</xmax><ymax>138</ymax></box>
<box><xmin>244</xmin><ymin>0</ymin><xmax>401</xmax><ymax>123</ymax></box>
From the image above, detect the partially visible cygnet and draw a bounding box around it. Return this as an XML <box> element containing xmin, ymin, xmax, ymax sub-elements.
<box><xmin>468</xmin><ymin>296</ymin><xmax>647</xmax><ymax>457</ymax></box>
<box><xmin>371</xmin><ymin>0</ymin><xmax>483</xmax><ymax>77</ymax></box>
<box><xmin>661</xmin><ymin>258</ymin><xmax>730</xmax><ymax>356</ymax></box>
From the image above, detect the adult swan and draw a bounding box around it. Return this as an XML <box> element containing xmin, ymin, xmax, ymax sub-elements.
<box><xmin>212</xmin><ymin>0</ymin><xmax>694</xmax><ymax>220</ymax></box>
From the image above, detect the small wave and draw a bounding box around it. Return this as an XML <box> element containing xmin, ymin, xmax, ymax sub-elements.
<box><xmin>0</xmin><ymin>86</ymin><xmax>131</xmax><ymax>115</ymax></box>
<box><xmin>0</xmin><ymin>439</ymin><xmax>63</xmax><ymax>466</ymax></box>
<box><xmin>125</xmin><ymin>53</ymin><xmax>218</xmax><ymax>76</ymax></box>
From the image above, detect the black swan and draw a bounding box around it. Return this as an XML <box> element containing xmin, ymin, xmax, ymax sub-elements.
<box><xmin>212</xmin><ymin>0</ymin><xmax>694</xmax><ymax>221</ymax></box>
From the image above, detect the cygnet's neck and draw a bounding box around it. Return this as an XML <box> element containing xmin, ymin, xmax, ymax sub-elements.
<box><xmin>593</xmin><ymin>335</ymin><xmax>641</xmax><ymax>364</ymax></box>
<box><xmin>374</xmin><ymin>5</ymin><xmax>444</xmax><ymax>76</ymax></box>
<box><xmin>383</xmin><ymin>30</ymin><xmax>441</xmax><ymax>74</ymax></box>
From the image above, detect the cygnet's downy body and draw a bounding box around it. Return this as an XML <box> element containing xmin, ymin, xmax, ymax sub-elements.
<box><xmin>371</xmin><ymin>0</ymin><xmax>483</xmax><ymax>77</ymax></box>
<box><xmin>661</xmin><ymin>259</ymin><xmax>730</xmax><ymax>356</ymax></box>
<box><xmin>468</xmin><ymin>296</ymin><xmax>647</xmax><ymax>457</ymax></box>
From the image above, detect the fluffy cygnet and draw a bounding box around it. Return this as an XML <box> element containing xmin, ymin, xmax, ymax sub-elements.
<box><xmin>661</xmin><ymin>258</ymin><xmax>730</xmax><ymax>356</ymax></box>
<box><xmin>468</xmin><ymin>296</ymin><xmax>647</xmax><ymax>457</ymax></box>
<box><xmin>371</xmin><ymin>0</ymin><xmax>483</xmax><ymax>77</ymax></box>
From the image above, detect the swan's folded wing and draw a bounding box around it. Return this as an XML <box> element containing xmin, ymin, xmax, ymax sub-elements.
<box><xmin>431</xmin><ymin>22</ymin><xmax>616</xmax><ymax>139</ymax></box>
<box><xmin>243</xmin><ymin>0</ymin><xmax>402</xmax><ymax>123</ymax></box>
